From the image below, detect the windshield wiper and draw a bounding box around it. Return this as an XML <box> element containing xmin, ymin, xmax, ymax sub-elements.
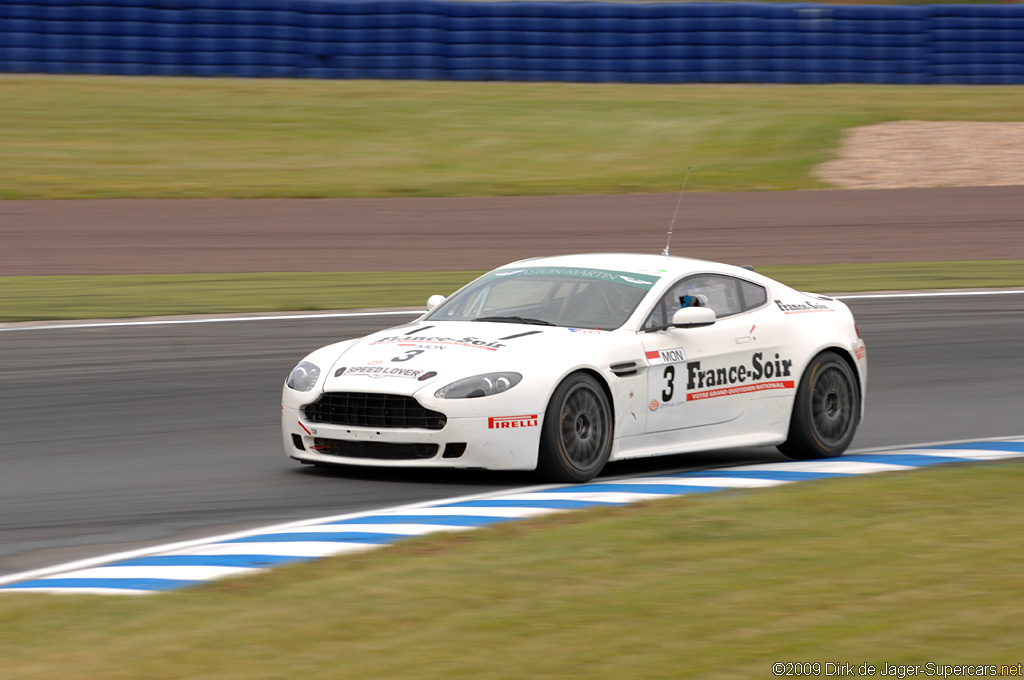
<box><xmin>474</xmin><ymin>315</ymin><xmax>556</xmax><ymax>326</ymax></box>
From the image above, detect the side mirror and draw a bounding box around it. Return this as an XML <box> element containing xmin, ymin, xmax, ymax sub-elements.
<box><xmin>426</xmin><ymin>294</ymin><xmax>446</xmax><ymax>312</ymax></box>
<box><xmin>670</xmin><ymin>307</ymin><xmax>716</xmax><ymax>329</ymax></box>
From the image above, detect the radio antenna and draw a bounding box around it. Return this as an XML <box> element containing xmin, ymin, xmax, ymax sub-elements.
<box><xmin>662</xmin><ymin>166</ymin><xmax>691</xmax><ymax>257</ymax></box>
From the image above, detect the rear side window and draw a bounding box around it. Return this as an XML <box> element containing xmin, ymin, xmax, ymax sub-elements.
<box><xmin>644</xmin><ymin>274</ymin><xmax>768</xmax><ymax>330</ymax></box>
<box><xmin>739</xmin><ymin>280</ymin><xmax>768</xmax><ymax>309</ymax></box>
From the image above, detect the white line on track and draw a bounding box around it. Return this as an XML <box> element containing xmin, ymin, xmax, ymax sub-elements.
<box><xmin>3</xmin><ymin>289</ymin><xmax>1023</xmax><ymax>333</ymax></box>
<box><xmin>0</xmin><ymin>309</ymin><xmax>422</xmax><ymax>333</ymax></box>
<box><xmin>835</xmin><ymin>289</ymin><xmax>1024</xmax><ymax>300</ymax></box>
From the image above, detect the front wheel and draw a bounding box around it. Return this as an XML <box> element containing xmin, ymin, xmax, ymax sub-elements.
<box><xmin>778</xmin><ymin>351</ymin><xmax>860</xmax><ymax>460</ymax></box>
<box><xmin>537</xmin><ymin>373</ymin><xmax>613</xmax><ymax>483</ymax></box>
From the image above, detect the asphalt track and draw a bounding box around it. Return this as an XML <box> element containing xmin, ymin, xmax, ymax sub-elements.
<box><xmin>1</xmin><ymin>293</ymin><xmax>1022</xmax><ymax>579</ymax></box>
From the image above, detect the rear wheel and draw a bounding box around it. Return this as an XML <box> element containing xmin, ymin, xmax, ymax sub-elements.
<box><xmin>778</xmin><ymin>351</ymin><xmax>859</xmax><ymax>460</ymax></box>
<box><xmin>537</xmin><ymin>373</ymin><xmax>613</xmax><ymax>483</ymax></box>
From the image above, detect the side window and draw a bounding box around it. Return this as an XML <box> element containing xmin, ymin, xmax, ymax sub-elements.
<box><xmin>644</xmin><ymin>274</ymin><xmax>768</xmax><ymax>330</ymax></box>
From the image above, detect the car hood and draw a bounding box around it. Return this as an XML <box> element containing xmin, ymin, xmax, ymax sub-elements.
<box><xmin>321</xmin><ymin>321</ymin><xmax>610</xmax><ymax>395</ymax></box>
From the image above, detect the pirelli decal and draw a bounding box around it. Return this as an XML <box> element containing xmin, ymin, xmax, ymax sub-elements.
<box><xmin>488</xmin><ymin>414</ymin><xmax>539</xmax><ymax>429</ymax></box>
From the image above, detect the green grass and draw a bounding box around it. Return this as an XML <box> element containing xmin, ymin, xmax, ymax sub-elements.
<box><xmin>2</xmin><ymin>461</ymin><xmax>1022</xmax><ymax>679</ymax></box>
<box><xmin>3</xmin><ymin>77</ymin><xmax>1024</xmax><ymax>199</ymax></box>
<box><xmin>2</xmin><ymin>260</ymin><xmax>1020</xmax><ymax>323</ymax></box>
<box><xmin>0</xmin><ymin>271</ymin><xmax>484</xmax><ymax>322</ymax></box>
<box><xmin>758</xmin><ymin>260</ymin><xmax>1024</xmax><ymax>295</ymax></box>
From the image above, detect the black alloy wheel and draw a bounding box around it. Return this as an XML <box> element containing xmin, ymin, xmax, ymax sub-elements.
<box><xmin>778</xmin><ymin>351</ymin><xmax>860</xmax><ymax>460</ymax></box>
<box><xmin>811</xmin><ymin>362</ymin><xmax>856</xmax><ymax>448</ymax></box>
<box><xmin>538</xmin><ymin>373</ymin><xmax>613</xmax><ymax>483</ymax></box>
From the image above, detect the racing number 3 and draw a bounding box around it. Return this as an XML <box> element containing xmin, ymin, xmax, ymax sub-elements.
<box><xmin>392</xmin><ymin>349</ymin><xmax>424</xmax><ymax>362</ymax></box>
<box><xmin>662</xmin><ymin>366</ymin><xmax>674</xmax><ymax>402</ymax></box>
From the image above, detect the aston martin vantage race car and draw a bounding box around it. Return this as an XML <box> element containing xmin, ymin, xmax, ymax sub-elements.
<box><xmin>282</xmin><ymin>253</ymin><xmax>866</xmax><ymax>482</ymax></box>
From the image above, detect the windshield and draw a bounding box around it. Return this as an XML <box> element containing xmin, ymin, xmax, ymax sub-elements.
<box><xmin>425</xmin><ymin>266</ymin><xmax>659</xmax><ymax>330</ymax></box>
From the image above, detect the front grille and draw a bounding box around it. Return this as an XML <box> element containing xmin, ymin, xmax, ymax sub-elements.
<box><xmin>311</xmin><ymin>438</ymin><xmax>438</xmax><ymax>460</ymax></box>
<box><xmin>304</xmin><ymin>392</ymin><xmax>447</xmax><ymax>430</ymax></box>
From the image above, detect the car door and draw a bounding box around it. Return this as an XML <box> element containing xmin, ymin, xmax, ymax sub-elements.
<box><xmin>641</xmin><ymin>273</ymin><xmax>779</xmax><ymax>434</ymax></box>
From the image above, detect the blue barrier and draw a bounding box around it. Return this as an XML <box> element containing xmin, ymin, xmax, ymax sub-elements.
<box><xmin>1</xmin><ymin>1</ymin><xmax>1023</xmax><ymax>83</ymax></box>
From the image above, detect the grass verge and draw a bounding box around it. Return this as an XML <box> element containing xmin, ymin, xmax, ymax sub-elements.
<box><xmin>1</xmin><ymin>260</ymin><xmax>1021</xmax><ymax>323</ymax></box>
<box><xmin>1</xmin><ymin>461</ymin><xmax>1022</xmax><ymax>679</ymax></box>
<box><xmin>3</xmin><ymin>77</ymin><xmax>1024</xmax><ymax>199</ymax></box>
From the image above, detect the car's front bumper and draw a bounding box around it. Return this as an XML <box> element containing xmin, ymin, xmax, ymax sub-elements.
<box><xmin>281</xmin><ymin>405</ymin><xmax>543</xmax><ymax>471</ymax></box>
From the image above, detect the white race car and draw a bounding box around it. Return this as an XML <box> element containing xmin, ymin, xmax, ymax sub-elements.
<box><xmin>282</xmin><ymin>253</ymin><xmax>866</xmax><ymax>482</ymax></box>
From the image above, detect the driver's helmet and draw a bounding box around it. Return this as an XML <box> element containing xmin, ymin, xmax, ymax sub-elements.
<box><xmin>679</xmin><ymin>294</ymin><xmax>700</xmax><ymax>309</ymax></box>
<box><xmin>679</xmin><ymin>293</ymin><xmax>708</xmax><ymax>309</ymax></box>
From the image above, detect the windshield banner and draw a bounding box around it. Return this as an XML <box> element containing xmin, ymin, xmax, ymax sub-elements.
<box><xmin>484</xmin><ymin>267</ymin><xmax>659</xmax><ymax>290</ymax></box>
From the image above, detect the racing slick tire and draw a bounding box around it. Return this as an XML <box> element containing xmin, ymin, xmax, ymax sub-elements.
<box><xmin>537</xmin><ymin>373</ymin><xmax>613</xmax><ymax>483</ymax></box>
<box><xmin>778</xmin><ymin>350</ymin><xmax>860</xmax><ymax>461</ymax></box>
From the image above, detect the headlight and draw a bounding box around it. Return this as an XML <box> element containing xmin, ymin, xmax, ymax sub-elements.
<box><xmin>286</xmin><ymin>361</ymin><xmax>321</xmax><ymax>392</ymax></box>
<box><xmin>435</xmin><ymin>372</ymin><xmax>522</xmax><ymax>399</ymax></box>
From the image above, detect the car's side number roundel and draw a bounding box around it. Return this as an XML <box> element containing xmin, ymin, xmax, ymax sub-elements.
<box><xmin>662</xmin><ymin>366</ymin><xmax>675</xmax><ymax>402</ymax></box>
<box><xmin>392</xmin><ymin>349</ymin><xmax>424</xmax><ymax>362</ymax></box>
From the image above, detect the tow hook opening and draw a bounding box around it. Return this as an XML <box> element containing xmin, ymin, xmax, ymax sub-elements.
<box><xmin>443</xmin><ymin>443</ymin><xmax>467</xmax><ymax>459</ymax></box>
